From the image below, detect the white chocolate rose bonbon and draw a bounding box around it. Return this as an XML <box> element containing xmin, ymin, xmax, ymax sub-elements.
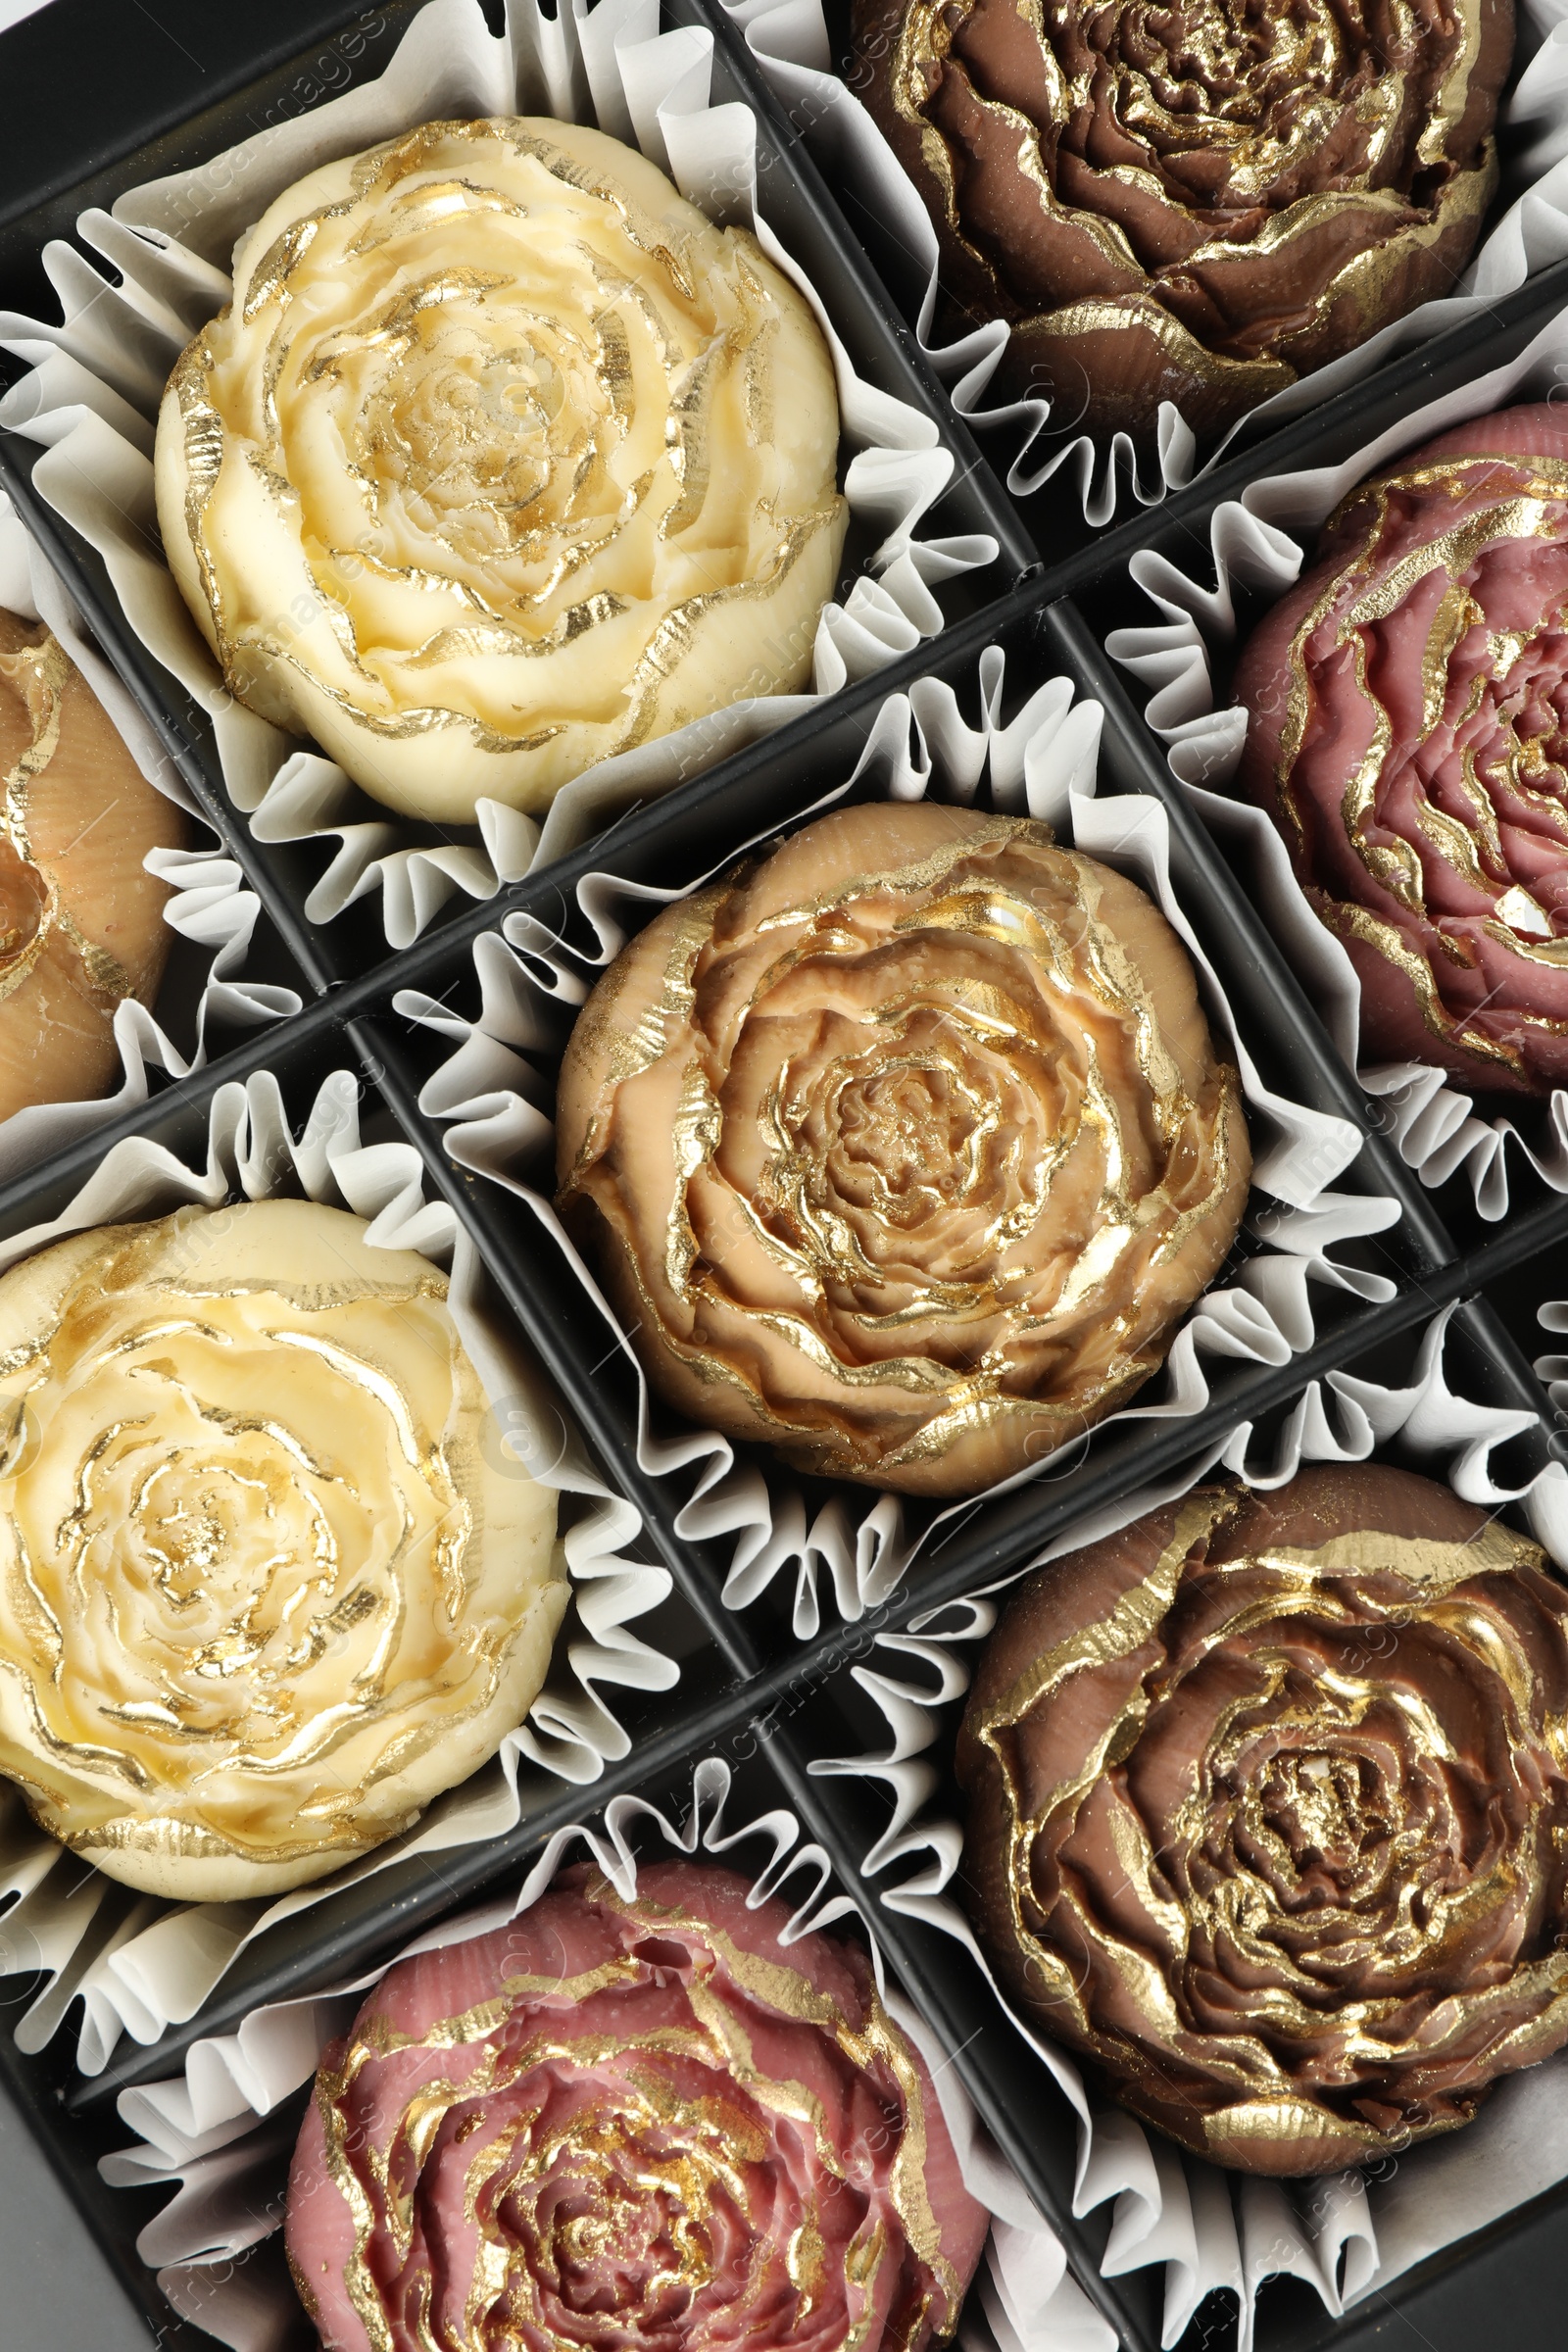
<box><xmin>155</xmin><ymin>118</ymin><xmax>849</xmax><ymax>823</ymax></box>
<box><xmin>0</xmin><ymin>1200</ymin><xmax>564</xmax><ymax>1899</ymax></box>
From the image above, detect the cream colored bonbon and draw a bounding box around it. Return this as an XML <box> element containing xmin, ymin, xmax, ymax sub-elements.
<box><xmin>156</xmin><ymin>117</ymin><xmax>848</xmax><ymax>823</ymax></box>
<box><xmin>0</xmin><ymin>1198</ymin><xmax>564</xmax><ymax>1898</ymax></box>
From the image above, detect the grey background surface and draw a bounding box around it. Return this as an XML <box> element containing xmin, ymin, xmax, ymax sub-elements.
<box><xmin>0</xmin><ymin>2074</ymin><xmax>157</xmax><ymax>2348</ymax></box>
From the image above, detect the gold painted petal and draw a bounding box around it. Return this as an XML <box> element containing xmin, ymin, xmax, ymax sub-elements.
<box><xmin>1243</xmin><ymin>436</ymin><xmax>1568</xmax><ymax>1093</ymax></box>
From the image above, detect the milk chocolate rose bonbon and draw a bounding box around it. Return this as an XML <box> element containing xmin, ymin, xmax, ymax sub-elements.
<box><xmin>284</xmin><ymin>1859</ymin><xmax>989</xmax><ymax>2352</ymax></box>
<box><xmin>0</xmin><ymin>1200</ymin><xmax>564</xmax><ymax>1899</ymax></box>
<box><xmin>958</xmin><ymin>1464</ymin><xmax>1568</xmax><ymax>2175</ymax></box>
<box><xmin>851</xmin><ymin>0</ymin><xmax>1510</xmax><ymax>444</ymax></box>
<box><xmin>0</xmin><ymin>613</ymin><xmax>182</xmax><ymax>1120</ymax></box>
<box><xmin>557</xmin><ymin>803</ymin><xmax>1250</xmax><ymax>1498</ymax></box>
<box><xmin>1236</xmin><ymin>405</ymin><xmax>1568</xmax><ymax>1096</ymax></box>
<box><xmin>155</xmin><ymin>118</ymin><xmax>847</xmax><ymax>823</ymax></box>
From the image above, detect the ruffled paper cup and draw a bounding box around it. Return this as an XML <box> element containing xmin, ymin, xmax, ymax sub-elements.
<box><xmin>398</xmin><ymin>635</ymin><xmax>1403</xmax><ymax>1641</ymax></box>
<box><xmin>808</xmin><ymin>1299</ymin><xmax>1568</xmax><ymax>2352</ymax></box>
<box><xmin>0</xmin><ymin>1058</ymin><xmax>677</xmax><ymax>2079</ymax></box>
<box><xmin>0</xmin><ymin>0</ymin><xmax>1004</xmax><ymax>955</ymax></box>
<box><xmin>722</xmin><ymin>0</ymin><xmax>1568</xmax><ymax>524</ymax></box>
<box><xmin>1108</xmin><ymin>303</ymin><xmax>1568</xmax><ymax>1224</ymax></box>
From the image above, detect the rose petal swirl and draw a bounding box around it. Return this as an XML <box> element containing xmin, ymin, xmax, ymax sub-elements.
<box><xmin>556</xmin><ymin>805</ymin><xmax>1250</xmax><ymax>1497</ymax></box>
<box><xmin>284</xmin><ymin>1861</ymin><xmax>989</xmax><ymax>2352</ymax></box>
<box><xmin>852</xmin><ymin>0</ymin><xmax>1509</xmax><ymax>442</ymax></box>
<box><xmin>957</xmin><ymin>1466</ymin><xmax>1568</xmax><ymax>2175</ymax></box>
<box><xmin>155</xmin><ymin>118</ymin><xmax>847</xmax><ymax>823</ymax></box>
<box><xmin>1237</xmin><ymin>405</ymin><xmax>1568</xmax><ymax>1095</ymax></box>
<box><xmin>0</xmin><ymin>1200</ymin><xmax>563</xmax><ymax>1900</ymax></box>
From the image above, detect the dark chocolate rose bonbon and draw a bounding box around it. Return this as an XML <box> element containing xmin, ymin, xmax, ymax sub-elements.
<box><xmin>285</xmin><ymin>1859</ymin><xmax>989</xmax><ymax>2351</ymax></box>
<box><xmin>850</xmin><ymin>0</ymin><xmax>1511</xmax><ymax>444</ymax></box>
<box><xmin>957</xmin><ymin>1463</ymin><xmax>1568</xmax><ymax>2175</ymax></box>
<box><xmin>1236</xmin><ymin>406</ymin><xmax>1568</xmax><ymax>1096</ymax></box>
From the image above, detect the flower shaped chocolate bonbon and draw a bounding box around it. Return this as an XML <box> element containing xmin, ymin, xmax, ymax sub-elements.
<box><xmin>284</xmin><ymin>1859</ymin><xmax>989</xmax><ymax>2352</ymax></box>
<box><xmin>155</xmin><ymin>118</ymin><xmax>847</xmax><ymax>823</ymax></box>
<box><xmin>1237</xmin><ymin>405</ymin><xmax>1568</xmax><ymax>1096</ymax></box>
<box><xmin>0</xmin><ymin>1200</ymin><xmax>564</xmax><ymax>1899</ymax></box>
<box><xmin>557</xmin><ymin>803</ymin><xmax>1250</xmax><ymax>1497</ymax></box>
<box><xmin>0</xmin><ymin>614</ymin><xmax>182</xmax><ymax>1121</ymax></box>
<box><xmin>958</xmin><ymin>1464</ymin><xmax>1568</xmax><ymax>2174</ymax></box>
<box><xmin>851</xmin><ymin>0</ymin><xmax>1510</xmax><ymax>444</ymax></box>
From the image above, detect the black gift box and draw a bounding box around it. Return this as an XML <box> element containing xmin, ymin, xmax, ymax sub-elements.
<box><xmin>3</xmin><ymin>4</ymin><xmax>1568</xmax><ymax>2349</ymax></box>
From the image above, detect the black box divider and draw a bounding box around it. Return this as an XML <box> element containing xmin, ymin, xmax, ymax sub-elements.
<box><xmin>346</xmin><ymin>1009</ymin><xmax>757</xmax><ymax>1667</ymax></box>
<box><xmin>0</xmin><ymin>4</ymin><xmax>426</xmax><ymax>321</ymax></box>
<box><xmin>655</xmin><ymin>0</ymin><xmax>1040</xmax><ymax>586</ymax></box>
<box><xmin>1037</xmin><ymin>601</ymin><xmax>1460</xmax><ymax>1276</ymax></box>
<box><xmin>756</xmin><ymin>1709</ymin><xmax>1168</xmax><ymax>2352</ymax></box>
<box><xmin>0</xmin><ymin>0</ymin><xmax>1034</xmax><ymax>1000</ymax></box>
<box><xmin>696</xmin><ymin>0</ymin><xmax>1036</xmax><ymax>583</ymax></box>
<box><xmin>0</xmin><ymin>996</ymin><xmax>358</xmax><ymax>1242</ymax></box>
<box><xmin>753</xmin><ymin>1294</ymin><xmax>1568</xmax><ymax>2352</ymax></box>
<box><xmin>688</xmin><ymin>0</ymin><xmax>1036</xmax><ymax>583</ymax></box>
<box><xmin>1028</xmin><ymin>268</ymin><xmax>1568</xmax><ymax>595</ymax></box>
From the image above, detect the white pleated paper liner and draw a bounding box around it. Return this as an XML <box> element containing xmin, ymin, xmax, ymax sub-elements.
<box><xmin>1537</xmin><ymin>1294</ymin><xmax>1568</xmax><ymax>1414</ymax></box>
<box><xmin>398</xmin><ymin>646</ymin><xmax>1401</xmax><ymax>1644</ymax></box>
<box><xmin>810</xmin><ymin>1301</ymin><xmax>1568</xmax><ymax>2352</ymax></box>
<box><xmin>1107</xmin><ymin>297</ymin><xmax>1568</xmax><ymax>1227</ymax></box>
<box><xmin>0</xmin><ymin>491</ymin><xmax>300</xmax><ymax>1179</ymax></box>
<box><xmin>722</xmin><ymin>0</ymin><xmax>1568</xmax><ymax>528</ymax></box>
<box><xmin>94</xmin><ymin>1752</ymin><xmax>1071</xmax><ymax>2352</ymax></box>
<box><xmin>0</xmin><ymin>0</ymin><xmax>1003</xmax><ymax>958</ymax></box>
<box><xmin>0</xmin><ymin>1063</ymin><xmax>679</xmax><ymax>2081</ymax></box>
